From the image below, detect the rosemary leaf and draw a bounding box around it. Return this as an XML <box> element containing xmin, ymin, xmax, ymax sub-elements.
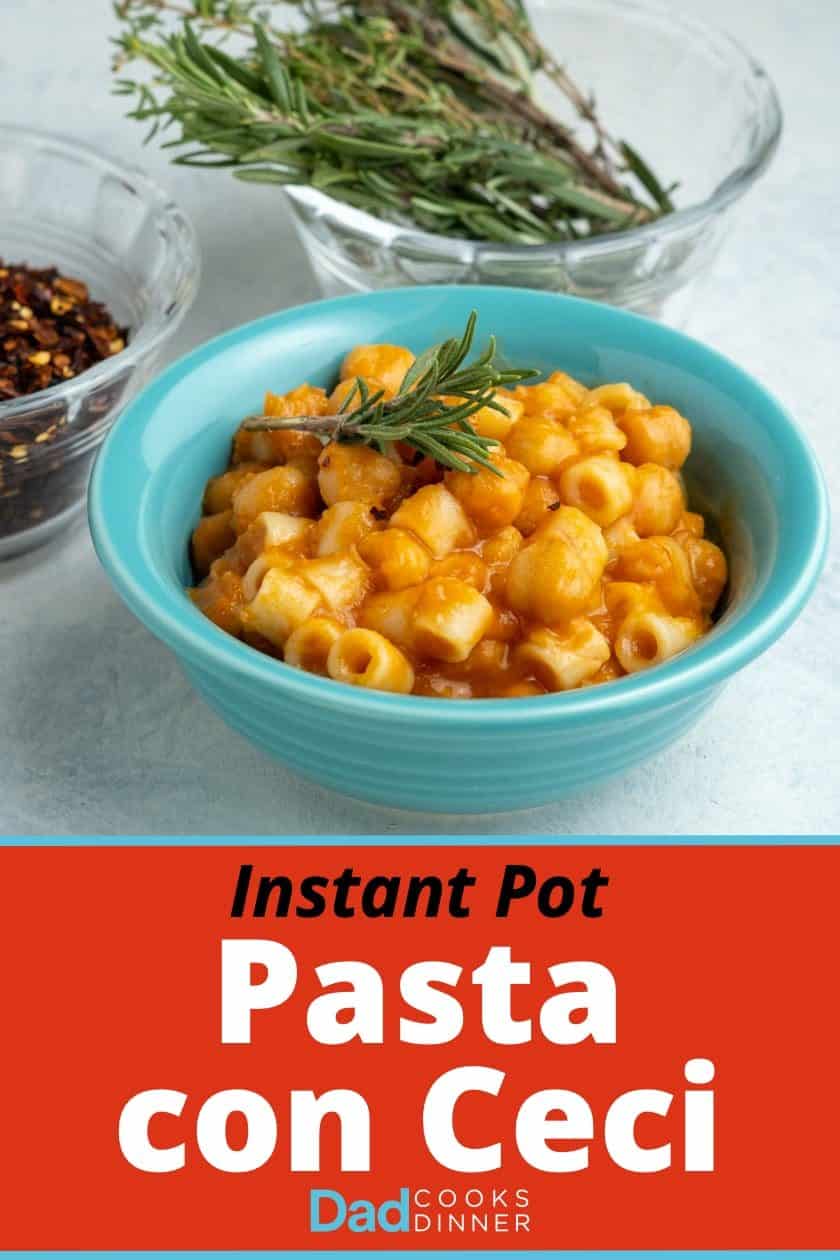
<box><xmin>242</xmin><ymin>310</ymin><xmax>536</xmax><ymax>473</ymax></box>
<box><xmin>112</xmin><ymin>0</ymin><xmax>676</xmax><ymax>242</ymax></box>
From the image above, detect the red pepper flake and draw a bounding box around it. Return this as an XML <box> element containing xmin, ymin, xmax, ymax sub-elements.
<box><xmin>0</xmin><ymin>258</ymin><xmax>130</xmax><ymax>546</ymax></box>
<box><xmin>0</xmin><ymin>257</ymin><xmax>128</xmax><ymax>400</ymax></box>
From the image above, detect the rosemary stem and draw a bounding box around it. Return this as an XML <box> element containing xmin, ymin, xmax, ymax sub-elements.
<box><xmin>242</xmin><ymin>413</ymin><xmax>349</xmax><ymax>434</ymax></box>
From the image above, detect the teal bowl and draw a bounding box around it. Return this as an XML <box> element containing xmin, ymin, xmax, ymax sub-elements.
<box><xmin>89</xmin><ymin>287</ymin><xmax>828</xmax><ymax>812</ymax></box>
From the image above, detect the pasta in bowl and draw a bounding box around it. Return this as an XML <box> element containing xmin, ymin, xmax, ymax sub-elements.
<box><xmin>89</xmin><ymin>286</ymin><xmax>828</xmax><ymax>811</ymax></box>
<box><xmin>188</xmin><ymin>324</ymin><xmax>728</xmax><ymax>699</ymax></box>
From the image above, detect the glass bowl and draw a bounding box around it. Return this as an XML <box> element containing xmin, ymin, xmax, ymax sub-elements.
<box><xmin>0</xmin><ymin>125</ymin><xmax>200</xmax><ymax>560</ymax></box>
<box><xmin>284</xmin><ymin>0</ymin><xmax>781</xmax><ymax>325</ymax></box>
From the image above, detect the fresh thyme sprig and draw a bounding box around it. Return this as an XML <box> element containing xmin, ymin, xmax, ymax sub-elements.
<box><xmin>112</xmin><ymin>0</ymin><xmax>676</xmax><ymax>242</ymax></box>
<box><xmin>242</xmin><ymin>311</ymin><xmax>536</xmax><ymax>473</ymax></box>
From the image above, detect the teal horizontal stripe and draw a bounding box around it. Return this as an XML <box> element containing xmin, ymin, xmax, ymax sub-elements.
<box><xmin>1</xmin><ymin>835</ymin><xmax>838</xmax><ymax>845</ymax></box>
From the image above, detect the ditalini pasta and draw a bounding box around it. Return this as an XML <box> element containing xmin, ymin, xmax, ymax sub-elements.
<box><xmin>189</xmin><ymin>341</ymin><xmax>727</xmax><ymax>697</ymax></box>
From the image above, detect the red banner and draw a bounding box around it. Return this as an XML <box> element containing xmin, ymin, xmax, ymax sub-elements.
<box><xmin>0</xmin><ymin>845</ymin><xmax>836</xmax><ymax>1250</ymax></box>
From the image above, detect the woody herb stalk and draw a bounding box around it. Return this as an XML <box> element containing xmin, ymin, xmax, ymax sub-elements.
<box><xmin>243</xmin><ymin>311</ymin><xmax>537</xmax><ymax>473</ymax></box>
<box><xmin>113</xmin><ymin>0</ymin><xmax>676</xmax><ymax>243</ymax></box>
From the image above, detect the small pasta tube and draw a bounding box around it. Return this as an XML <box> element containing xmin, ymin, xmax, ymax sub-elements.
<box><xmin>317</xmin><ymin>441</ymin><xmax>402</xmax><ymax>509</ymax></box>
<box><xmin>312</xmin><ymin>501</ymin><xmax>377</xmax><ymax>556</ymax></box>
<box><xmin>557</xmin><ymin>454</ymin><xmax>634</xmax><ymax>527</ymax></box>
<box><xmin>327</xmin><ymin>628</ymin><xmax>415</xmax><ymax>693</ymax></box>
<box><xmin>614</xmin><ymin>609</ymin><xmax>701</xmax><ymax>673</ymax></box>
<box><xmin>412</xmin><ymin>578</ymin><xmax>494</xmax><ymax>663</ymax></box>
<box><xmin>603</xmin><ymin>579</ymin><xmax>661</xmax><ymax>625</ymax></box>
<box><xmin>602</xmin><ymin>513</ymin><xmax>640</xmax><ymax>561</ymax></box>
<box><xmin>618</xmin><ymin>404</ymin><xmax>691</xmax><ymax>469</ymax></box>
<box><xmin>445</xmin><ymin>451</ymin><xmax>530</xmax><ymax>532</ymax></box>
<box><xmin>230</xmin><ymin>510</ymin><xmax>313</xmax><ymax>574</ymax></box>
<box><xmin>243</xmin><ymin>566</ymin><xmax>321</xmax><ymax>648</ymax></box>
<box><xmin>390</xmin><ymin>484</ymin><xmax>475</xmax><ymax>558</ymax></box>
<box><xmin>297</xmin><ymin>548</ymin><xmax>369</xmax><ymax>614</ymax></box>
<box><xmin>284</xmin><ymin>616</ymin><xmax>344</xmax><ymax>673</ymax></box>
<box><xmin>191</xmin><ymin>509</ymin><xmax>236</xmax><ymax>578</ymax></box>
<box><xmin>505</xmin><ymin>415</ymin><xmax>578</xmax><ymax>477</ymax></box>
<box><xmin>232</xmin><ymin>464</ymin><xmax>320</xmax><ymax>532</ymax></box>
<box><xmin>242</xmin><ymin>547</ymin><xmax>297</xmax><ymax>603</ymax></box>
<box><xmin>515</xmin><ymin>619</ymin><xmax>611</xmax><ymax>692</ymax></box>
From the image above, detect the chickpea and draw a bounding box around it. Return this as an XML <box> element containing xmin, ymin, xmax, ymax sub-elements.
<box><xmin>191</xmin><ymin>510</ymin><xmax>236</xmax><ymax>578</ymax></box>
<box><xmin>565</xmin><ymin>405</ymin><xmax>627</xmax><ymax>455</ymax></box>
<box><xmin>505</xmin><ymin>415</ymin><xmax>578</xmax><ymax>478</ymax></box>
<box><xmin>203</xmin><ymin>463</ymin><xmax>264</xmax><ymax>515</ymax></box>
<box><xmin>614</xmin><ymin>536</ymin><xmax>699</xmax><ymax>617</ymax></box>
<box><xmin>506</xmin><ymin>508</ymin><xmax>608</xmax><ymax>625</ymax></box>
<box><xmin>468</xmin><ymin>390</ymin><xmax>524</xmax><ymax>442</ymax></box>
<box><xmin>328</xmin><ymin>375</ymin><xmax>387</xmax><ymax>414</ymax></box>
<box><xmin>585</xmin><ymin>382</ymin><xmax>649</xmax><ymax>414</ymax></box>
<box><xmin>233</xmin><ymin>386</ymin><xmax>328</xmax><ymax>463</ymax></box>
<box><xmin>532</xmin><ymin>503</ymin><xmax>609</xmax><ymax>576</ymax></box>
<box><xmin>515</xmin><ymin>374</ymin><xmax>580</xmax><ymax>420</ymax></box>
<box><xmin>681</xmin><ymin>536</ymin><xmax>728</xmax><ymax>613</ymax></box>
<box><xmin>514</xmin><ymin>476</ymin><xmax>560</xmax><ymax>536</ymax></box>
<box><xmin>317</xmin><ymin>441</ymin><xmax>402</xmax><ymax>510</ymax></box>
<box><xmin>340</xmin><ymin>344</ymin><xmax>415</xmax><ymax>398</ymax></box>
<box><xmin>189</xmin><ymin>569</ymin><xmax>244</xmax><ymax>637</ymax></box>
<box><xmin>445</xmin><ymin>450</ymin><xmax>530</xmax><ymax>532</ymax></box>
<box><xmin>312</xmin><ymin>501</ymin><xmax>377</xmax><ymax>556</ymax></box>
<box><xmin>357</xmin><ymin>528</ymin><xmax>432</xmax><ymax>591</ymax></box>
<box><xmin>481</xmin><ymin>525</ymin><xmax>524</xmax><ymax>568</ymax></box>
<box><xmin>618</xmin><ymin>405</ymin><xmax>692</xmax><ymax>469</ymax></box>
<box><xmin>232</xmin><ymin>464</ymin><xmax>321</xmax><ymax>532</ymax></box>
<box><xmin>632</xmin><ymin>463</ymin><xmax>685</xmax><ymax>536</ymax></box>
<box><xmin>429</xmin><ymin>552</ymin><xmax>488</xmax><ymax>591</ymax></box>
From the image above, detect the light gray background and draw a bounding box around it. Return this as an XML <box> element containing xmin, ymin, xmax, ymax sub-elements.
<box><xmin>1</xmin><ymin>0</ymin><xmax>837</xmax><ymax>835</ymax></box>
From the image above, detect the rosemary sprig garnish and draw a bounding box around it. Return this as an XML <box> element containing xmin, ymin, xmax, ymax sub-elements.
<box><xmin>242</xmin><ymin>311</ymin><xmax>536</xmax><ymax>473</ymax></box>
<box><xmin>112</xmin><ymin>0</ymin><xmax>676</xmax><ymax>242</ymax></box>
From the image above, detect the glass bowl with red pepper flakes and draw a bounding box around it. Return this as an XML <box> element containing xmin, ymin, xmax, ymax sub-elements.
<box><xmin>0</xmin><ymin>126</ymin><xmax>200</xmax><ymax>559</ymax></box>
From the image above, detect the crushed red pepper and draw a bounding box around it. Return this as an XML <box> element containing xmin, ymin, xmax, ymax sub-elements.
<box><xmin>0</xmin><ymin>258</ymin><xmax>127</xmax><ymax>399</ymax></box>
<box><xmin>0</xmin><ymin>259</ymin><xmax>129</xmax><ymax>550</ymax></box>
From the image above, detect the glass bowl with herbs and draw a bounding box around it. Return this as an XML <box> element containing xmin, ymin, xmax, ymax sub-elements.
<box><xmin>0</xmin><ymin>126</ymin><xmax>199</xmax><ymax>559</ymax></box>
<box><xmin>114</xmin><ymin>0</ymin><xmax>780</xmax><ymax>324</ymax></box>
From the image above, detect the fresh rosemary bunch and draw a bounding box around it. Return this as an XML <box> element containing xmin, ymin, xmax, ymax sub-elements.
<box><xmin>112</xmin><ymin>0</ymin><xmax>675</xmax><ymax>243</ymax></box>
<box><xmin>243</xmin><ymin>311</ymin><xmax>536</xmax><ymax>473</ymax></box>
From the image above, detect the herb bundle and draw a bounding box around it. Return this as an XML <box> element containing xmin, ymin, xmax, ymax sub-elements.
<box><xmin>113</xmin><ymin>0</ymin><xmax>676</xmax><ymax>244</ymax></box>
<box><xmin>244</xmin><ymin>310</ymin><xmax>535</xmax><ymax>472</ymax></box>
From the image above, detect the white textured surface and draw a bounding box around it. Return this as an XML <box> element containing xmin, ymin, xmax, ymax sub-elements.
<box><xmin>1</xmin><ymin>0</ymin><xmax>837</xmax><ymax>836</ymax></box>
